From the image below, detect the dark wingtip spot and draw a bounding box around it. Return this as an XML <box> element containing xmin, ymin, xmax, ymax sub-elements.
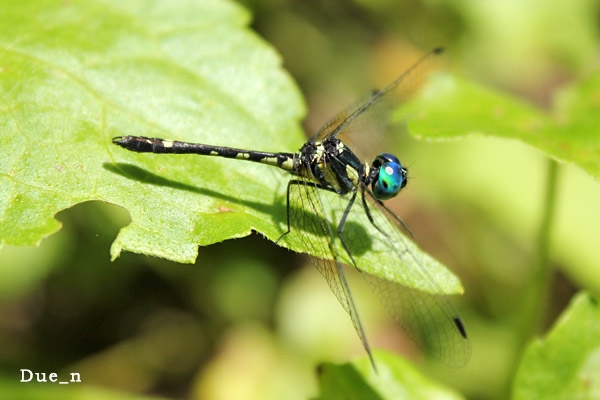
<box><xmin>454</xmin><ymin>317</ymin><xmax>468</xmax><ymax>339</ymax></box>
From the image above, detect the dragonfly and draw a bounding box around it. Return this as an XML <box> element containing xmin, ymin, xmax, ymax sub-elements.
<box><xmin>112</xmin><ymin>47</ymin><xmax>471</xmax><ymax>368</ymax></box>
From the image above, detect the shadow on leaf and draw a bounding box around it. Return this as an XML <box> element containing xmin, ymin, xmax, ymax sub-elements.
<box><xmin>103</xmin><ymin>162</ymin><xmax>346</xmax><ymax>247</ymax></box>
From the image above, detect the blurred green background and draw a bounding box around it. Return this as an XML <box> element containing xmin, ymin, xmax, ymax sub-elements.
<box><xmin>1</xmin><ymin>0</ymin><xmax>599</xmax><ymax>399</ymax></box>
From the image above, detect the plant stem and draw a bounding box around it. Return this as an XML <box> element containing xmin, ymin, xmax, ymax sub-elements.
<box><xmin>521</xmin><ymin>158</ymin><xmax>560</xmax><ymax>352</ymax></box>
<box><xmin>505</xmin><ymin>158</ymin><xmax>560</xmax><ymax>398</ymax></box>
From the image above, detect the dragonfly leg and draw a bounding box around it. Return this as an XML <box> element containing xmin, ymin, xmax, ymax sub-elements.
<box><xmin>275</xmin><ymin>179</ymin><xmax>333</xmax><ymax>244</ymax></box>
<box><xmin>336</xmin><ymin>188</ymin><xmax>360</xmax><ymax>269</ymax></box>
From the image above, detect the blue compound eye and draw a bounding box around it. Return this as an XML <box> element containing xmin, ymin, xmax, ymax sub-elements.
<box><xmin>372</xmin><ymin>155</ymin><xmax>407</xmax><ymax>200</ymax></box>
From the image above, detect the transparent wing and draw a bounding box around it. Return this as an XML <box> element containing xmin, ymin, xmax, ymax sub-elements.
<box><xmin>286</xmin><ymin>48</ymin><xmax>468</xmax><ymax>366</ymax></box>
<box><xmin>311</xmin><ymin>48</ymin><xmax>447</xmax><ymax>160</ymax></box>
<box><xmin>340</xmin><ymin>185</ymin><xmax>471</xmax><ymax>367</ymax></box>
<box><xmin>362</xmin><ymin>273</ymin><xmax>470</xmax><ymax>367</ymax></box>
<box><xmin>285</xmin><ymin>177</ymin><xmax>376</xmax><ymax>368</ymax></box>
<box><xmin>286</xmin><ymin>173</ymin><xmax>470</xmax><ymax>367</ymax></box>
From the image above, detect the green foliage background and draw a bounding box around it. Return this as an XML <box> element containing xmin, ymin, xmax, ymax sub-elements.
<box><xmin>1</xmin><ymin>0</ymin><xmax>599</xmax><ymax>399</ymax></box>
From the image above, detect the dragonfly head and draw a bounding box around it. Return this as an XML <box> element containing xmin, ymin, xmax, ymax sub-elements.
<box><xmin>371</xmin><ymin>153</ymin><xmax>407</xmax><ymax>200</ymax></box>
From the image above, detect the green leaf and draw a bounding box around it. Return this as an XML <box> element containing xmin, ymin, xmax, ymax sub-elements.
<box><xmin>406</xmin><ymin>72</ymin><xmax>600</xmax><ymax>179</ymax></box>
<box><xmin>0</xmin><ymin>1</ymin><xmax>464</xmax><ymax>295</ymax></box>
<box><xmin>0</xmin><ymin>0</ymin><xmax>304</xmax><ymax>258</ymax></box>
<box><xmin>512</xmin><ymin>292</ymin><xmax>600</xmax><ymax>400</ymax></box>
<box><xmin>314</xmin><ymin>351</ymin><xmax>465</xmax><ymax>400</ymax></box>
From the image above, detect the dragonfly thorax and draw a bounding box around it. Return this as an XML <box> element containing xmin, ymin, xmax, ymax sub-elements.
<box><xmin>296</xmin><ymin>137</ymin><xmax>365</xmax><ymax>195</ymax></box>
